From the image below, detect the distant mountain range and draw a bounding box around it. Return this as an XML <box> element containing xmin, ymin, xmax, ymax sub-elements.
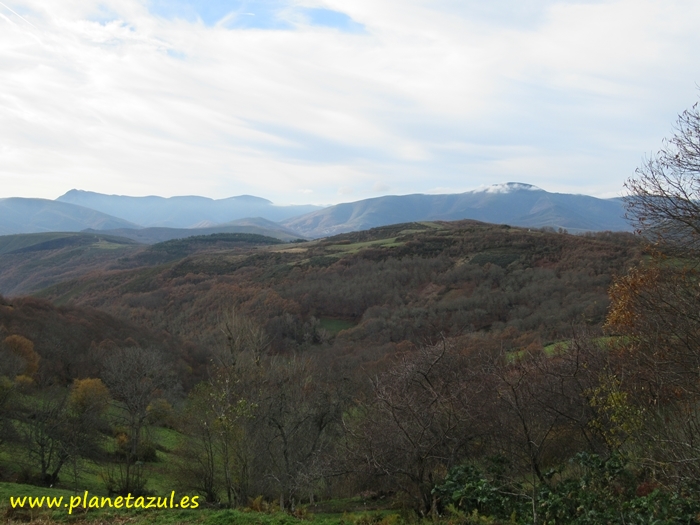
<box><xmin>56</xmin><ymin>190</ymin><xmax>321</xmax><ymax>228</ymax></box>
<box><xmin>0</xmin><ymin>184</ymin><xmax>631</xmax><ymax>241</ymax></box>
<box><xmin>0</xmin><ymin>198</ymin><xmax>137</xmax><ymax>235</ymax></box>
<box><xmin>282</xmin><ymin>183</ymin><xmax>630</xmax><ymax>237</ymax></box>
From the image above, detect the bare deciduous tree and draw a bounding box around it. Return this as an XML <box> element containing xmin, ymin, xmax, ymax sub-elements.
<box><xmin>248</xmin><ymin>354</ymin><xmax>345</xmax><ymax>508</ymax></box>
<box><xmin>102</xmin><ymin>347</ymin><xmax>172</xmax><ymax>494</ymax></box>
<box><xmin>625</xmin><ymin>100</ymin><xmax>700</xmax><ymax>253</ymax></box>
<box><xmin>613</xmin><ymin>97</ymin><xmax>700</xmax><ymax>486</ymax></box>
<box><xmin>344</xmin><ymin>341</ymin><xmax>488</xmax><ymax>514</ymax></box>
<box><xmin>21</xmin><ymin>388</ymin><xmax>71</xmax><ymax>486</ymax></box>
<box><xmin>176</xmin><ymin>309</ymin><xmax>262</xmax><ymax>507</ymax></box>
<box><xmin>218</xmin><ymin>308</ymin><xmax>269</xmax><ymax>368</ymax></box>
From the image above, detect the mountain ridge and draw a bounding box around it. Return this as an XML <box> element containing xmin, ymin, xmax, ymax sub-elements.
<box><xmin>0</xmin><ymin>184</ymin><xmax>630</xmax><ymax>238</ymax></box>
<box><xmin>281</xmin><ymin>183</ymin><xmax>629</xmax><ymax>237</ymax></box>
<box><xmin>0</xmin><ymin>198</ymin><xmax>139</xmax><ymax>235</ymax></box>
<box><xmin>56</xmin><ymin>189</ymin><xmax>321</xmax><ymax>228</ymax></box>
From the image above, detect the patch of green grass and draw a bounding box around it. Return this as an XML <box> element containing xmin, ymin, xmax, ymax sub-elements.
<box><xmin>0</xmin><ymin>440</ymin><xmax>27</xmax><ymax>478</ymax></box>
<box><xmin>542</xmin><ymin>342</ymin><xmax>568</xmax><ymax>355</ymax></box>
<box><xmin>92</xmin><ymin>240</ymin><xmax>130</xmax><ymax>250</ymax></box>
<box><xmin>150</xmin><ymin>427</ymin><xmax>181</xmax><ymax>453</ymax></box>
<box><xmin>319</xmin><ymin>318</ymin><xmax>356</xmax><ymax>335</ymax></box>
<box><xmin>542</xmin><ymin>336</ymin><xmax>625</xmax><ymax>355</ymax></box>
<box><xmin>0</xmin><ymin>481</ymin><xmax>78</xmax><ymax>501</ymax></box>
<box><xmin>0</xmin><ymin>485</ymin><xmax>407</xmax><ymax>525</ymax></box>
<box><xmin>0</xmin><ymin>482</ymin><xmax>200</xmax><ymax>523</ymax></box>
<box><xmin>325</xmin><ymin>237</ymin><xmax>404</xmax><ymax>254</ymax></box>
<box><xmin>308</xmin><ymin>496</ymin><xmax>392</xmax><ymax>515</ymax></box>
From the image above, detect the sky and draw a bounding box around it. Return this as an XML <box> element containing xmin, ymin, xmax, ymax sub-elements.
<box><xmin>1</xmin><ymin>0</ymin><xmax>699</xmax><ymax>205</ymax></box>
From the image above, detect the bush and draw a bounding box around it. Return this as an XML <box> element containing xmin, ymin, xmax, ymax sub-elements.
<box><xmin>433</xmin><ymin>454</ymin><xmax>700</xmax><ymax>525</ymax></box>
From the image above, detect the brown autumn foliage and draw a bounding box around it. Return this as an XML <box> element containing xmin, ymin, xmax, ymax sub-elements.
<box><xmin>69</xmin><ymin>378</ymin><xmax>110</xmax><ymax>416</ymax></box>
<box><xmin>0</xmin><ymin>295</ymin><xmax>194</xmax><ymax>386</ymax></box>
<box><xmin>1</xmin><ymin>334</ymin><xmax>39</xmax><ymax>378</ymax></box>
<box><xmin>22</xmin><ymin>222</ymin><xmax>640</xmax><ymax>363</ymax></box>
<box><xmin>0</xmin><ymin>221</ymin><xmax>650</xmax><ymax>505</ymax></box>
<box><xmin>601</xmin><ymin>98</ymin><xmax>700</xmax><ymax>486</ymax></box>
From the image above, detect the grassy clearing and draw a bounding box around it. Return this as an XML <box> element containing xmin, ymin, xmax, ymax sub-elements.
<box><xmin>3</xmin><ymin>423</ymin><xmax>395</xmax><ymax>522</ymax></box>
<box><xmin>0</xmin><ymin>482</ymin><xmax>80</xmax><ymax>501</ymax></box>
<box><xmin>3</xmin><ymin>401</ymin><xmax>184</xmax><ymax>498</ymax></box>
<box><xmin>3</xmin><ymin>508</ymin><xmax>407</xmax><ymax>525</ymax></box>
<box><xmin>92</xmin><ymin>240</ymin><xmax>130</xmax><ymax>251</ymax></box>
<box><xmin>0</xmin><ymin>233</ymin><xmax>80</xmax><ymax>255</ymax></box>
<box><xmin>0</xmin><ymin>482</ymin><xmax>407</xmax><ymax>525</ymax></box>
<box><xmin>271</xmin><ymin>247</ymin><xmax>308</xmax><ymax>254</ymax></box>
<box><xmin>505</xmin><ymin>336</ymin><xmax>625</xmax><ymax>362</ymax></box>
<box><xmin>542</xmin><ymin>335</ymin><xmax>624</xmax><ymax>355</ymax></box>
<box><xmin>150</xmin><ymin>427</ymin><xmax>181</xmax><ymax>453</ymax></box>
<box><xmin>319</xmin><ymin>319</ymin><xmax>356</xmax><ymax>335</ymax></box>
<box><xmin>324</xmin><ymin>238</ymin><xmax>404</xmax><ymax>254</ymax></box>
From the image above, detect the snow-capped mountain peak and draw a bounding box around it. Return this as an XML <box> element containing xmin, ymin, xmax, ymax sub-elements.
<box><xmin>471</xmin><ymin>182</ymin><xmax>543</xmax><ymax>194</ymax></box>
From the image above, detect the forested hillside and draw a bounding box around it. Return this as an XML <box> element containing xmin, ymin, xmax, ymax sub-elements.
<box><xmin>37</xmin><ymin>221</ymin><xmax>640</xmax><ymax>353</ymax></box>
<box><xmin>0</xmin><ymin>233</ymin><xmax>142</xmax><ymax>296</ymax></box>
<box><xmin>3</xmin><ymin>215</ymin><xmax>699</xmax><ymax>524</ymax></box>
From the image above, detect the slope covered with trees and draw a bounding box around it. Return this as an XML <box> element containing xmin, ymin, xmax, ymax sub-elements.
<box><xmin>5</xmin><ymin>191</ymin><xmax>698</xmax><ymax>524</ymax></box>
<box><xmin>27</xmin><ymin>221</ymin><xmax>640</xmax><ymax>355</ymax></box>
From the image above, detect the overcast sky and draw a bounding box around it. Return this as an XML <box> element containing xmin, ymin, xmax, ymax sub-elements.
<box><xmin>1</xmin><ymin>0</ymin><xmax>699</xmax><ymax>204</ymax></box>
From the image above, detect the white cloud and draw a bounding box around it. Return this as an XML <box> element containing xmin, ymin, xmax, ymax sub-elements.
<box><xmin>372</xmin><ymin>182</ymin><xmax>390</xmax><ymax>193</ymax></box>
<box><xmin>0</xmin><ymin>0</ymin><xmax>699</xmax><ymax>203</ymax></box>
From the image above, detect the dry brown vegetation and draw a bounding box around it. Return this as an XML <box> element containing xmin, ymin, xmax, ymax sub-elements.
<box><xmin>10</xmin><ymin>219</ymin><xmax>697</xmax><ymax>523</ymax></box>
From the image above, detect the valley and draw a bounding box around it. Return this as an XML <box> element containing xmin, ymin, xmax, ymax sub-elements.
<box><xmin>2</xmin><ymin>219</ymin><xmax>674</xmax><ymax>524</ymax></box>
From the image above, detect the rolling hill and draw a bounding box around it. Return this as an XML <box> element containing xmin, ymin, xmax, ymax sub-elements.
<box><xmin>83</xmin><ymin>217</ymin><xmax>305</xmax><ymax>244</ymax></box>
<box><xmin>17</xmin><ymin>219</ymin><xmax>639</xmax><ymax>352</ymax></box>
<box><xmin>0</xmin><ymin>232</ymin><xmax>141</xmax><ymax>295</ymax></box>
<box><xmin>0</xmin><ymin>230</ymin><xmax>295</xmax><ymax>296</ymax></box>
<box><xmin>0</xmin><ymin>198</ymin><xmax>138</xmax><ymax>235</ymax></box>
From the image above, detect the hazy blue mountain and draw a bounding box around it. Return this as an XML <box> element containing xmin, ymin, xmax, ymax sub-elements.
<box><xmin>56</xmin><ymin>190</ymin><xmax>322</xmax><ymax>228</ymax></box>
<box><xmin>281</xmin><ymin>183</ymin><xmax>630</xmax><ymax>238</ymax></box>
<box><xmin>0</xmin><ymin>198</ymin><xmax>138</xmax><ymax>235</ymax></box>
<box><xmin>82</xmin><ymin>217</ymin><xmax>304</xmax><ymax>244</ymax></box>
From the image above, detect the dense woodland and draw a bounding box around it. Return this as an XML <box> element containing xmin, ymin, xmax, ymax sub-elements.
<box><xmin>2</xmin><ymin>153</ymin><xmax>700</xmax><ymax>524</ymax></box>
